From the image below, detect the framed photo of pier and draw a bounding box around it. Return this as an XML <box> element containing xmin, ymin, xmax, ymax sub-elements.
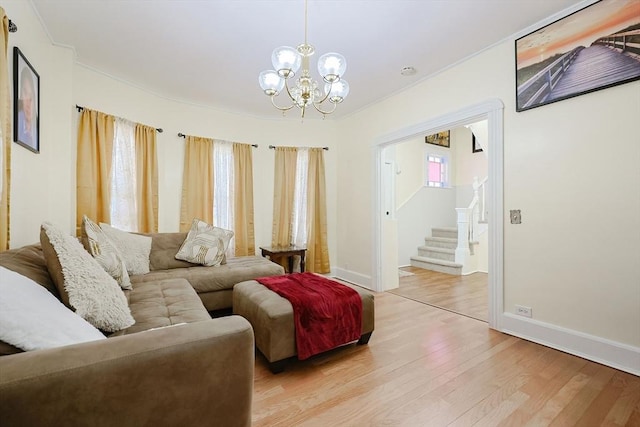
<box><xmin>515</xmin><ymin>0</ymin><xmax>640</xmax><ymax>112</ymax></box>
<box><xmin>425</xmin><ymin>131</ymin><xmax>450</xmax><ymax>148</ymax></box>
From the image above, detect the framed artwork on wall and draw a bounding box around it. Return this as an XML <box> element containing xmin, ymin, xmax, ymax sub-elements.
<box><xmin>515</xmin><ymin>0</ymin><xmax>640</xmax><ymax>112</ymax></box>
<box><xmin>472</xmin><ymin>133</ymin><xmax>483</xmax><ymax>153</ymax></box>
<box><xmin>425</xmin><ymin>130</ymin><xmax>450</xmax><ymax>148</ymax></box>
<box><xmin>13</xmin><ymin>47</ymin><xmax>40</xmax><ymax>153</ymax></box>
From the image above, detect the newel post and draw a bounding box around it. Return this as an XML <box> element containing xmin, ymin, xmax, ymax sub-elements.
<box><xmin>455</xmin><ymin>208</ymin><xmax>471</xmax><ymax>271</ymax></box>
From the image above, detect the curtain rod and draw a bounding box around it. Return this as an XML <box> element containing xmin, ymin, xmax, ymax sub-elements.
<box><xmin>75</xmin><ymin>105</ymin><xmax>163</xmax><ymax>133</ymax></box>
<box><xmin>268</xmin><ymin>145</ymin><xmax>329</xmax><ymax>151</ymax></box>
<box><xmin>178</xmin><ymin>132</ymin><xmax>258</xmax><ymax>148</ymax></box>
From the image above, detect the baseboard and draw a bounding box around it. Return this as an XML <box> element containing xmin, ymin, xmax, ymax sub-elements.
<box><xmin>332</xmin><ymin>268</ymin><xmax>373</xmax><ymax>290</ymax></box>
<box><xmin>501</xmin><ymin>313</ymin><xmax>640</xmax><ymax>376</ymax></box>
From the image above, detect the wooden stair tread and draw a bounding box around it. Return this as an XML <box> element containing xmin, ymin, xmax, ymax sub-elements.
<box><xmin>410</xmin><ymin>255</ymin><xmax>463</xmax><ymax>268</ymax></box>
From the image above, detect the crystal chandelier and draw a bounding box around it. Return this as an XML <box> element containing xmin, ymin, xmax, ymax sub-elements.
<box><xmin>258</xmin><ymin>0</ymin><xmax>349</xmax><ymax>118</ymax></box>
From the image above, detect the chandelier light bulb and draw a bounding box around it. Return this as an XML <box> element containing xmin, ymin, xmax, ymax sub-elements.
<box><xmin>317</xmin><ymin>52</ymin><xmax>347</xmax><ymax>82</ymax></box>
<box><xmin>259</xmin><ymin>70</ymin><xmax>285</xmax><ymax>96</ymax></box>
<box><xmin>272</xmin><ymin>46</ymin><xmax>302</xmax><ymax>78</ymax></box>
<box><xmin>325</xmin><ymin>80</ymin><xmax>350</xmax><ymax>103</ymax></box>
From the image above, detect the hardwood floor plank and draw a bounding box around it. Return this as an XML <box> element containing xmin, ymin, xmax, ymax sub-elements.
<box><xmin>251</xmin><ymin>290</ymin><xmax>640</xmax><ymax>426</ymax></box>
<box><xmin>601</xmin><ymin>372</ymin><xmax>640</xmax><ymax>426</ymax></box>
<box><xmin>391</xmin><ymin>267</ymin><xmax>488</xmax><ymax>321</ymax></box>
<box><xmin>549</xmin><ymin>364</ymin><xmax>616</xmax><ymax>426</ymax></box>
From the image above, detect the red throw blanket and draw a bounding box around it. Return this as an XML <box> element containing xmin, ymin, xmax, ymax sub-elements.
<box><xmin>256</xmin><ymin>272</ymin><xmax>362</xmax><ymax>360</ymax></box>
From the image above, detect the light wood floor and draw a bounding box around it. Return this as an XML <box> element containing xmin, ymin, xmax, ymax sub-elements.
<box><xmin>252</xmin><ymin>290</ymin><xmax>640</xmax><ymax>426</ymax></box>
<box><xmin>391</xmin><ymin>267</ymin><xmax>488</xmax><ymax>322</ymax></box>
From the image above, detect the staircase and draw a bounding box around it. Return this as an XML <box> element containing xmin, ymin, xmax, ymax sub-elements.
<box><xmin>410</xmin><ymin>227</ymin><xmax>463</xmax><ymax>275</ymax></box>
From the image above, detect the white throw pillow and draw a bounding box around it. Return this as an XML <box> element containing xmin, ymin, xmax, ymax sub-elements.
<box><xmin>82</xmin><ymin>215</ymin><xmax>132</xmax><ymax>290</ymax></box>
<box><xmin>40</xmin><ymin>222</ymin><xmax>135</xmax><ymax>333</ymax></box>
<box><xmin>99</xmin><ymin>223</ymin><xmax>152</xmax><ymax>275</ymax></box>
<box><xmin>175</xmin><ymin>219</ymin><xmax>234</xmax><ymax>267</ymax></box>
<box><xmin>0</xmin><ymin>266</ymin><xmax>107</xmax><ymax>351</ymax></box>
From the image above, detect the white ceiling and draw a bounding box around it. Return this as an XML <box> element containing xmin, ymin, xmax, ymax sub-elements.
<box><xmin>30</xmin><ymin>0</ymin><xmax>584</xmax><ymax>120</ymax></box>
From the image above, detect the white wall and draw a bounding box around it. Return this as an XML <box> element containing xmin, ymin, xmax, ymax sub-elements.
<box><xmin>453</xmin><ymin>125</ymin><xmax>488</xmax><ymax>208</ymax></box>
<box><xmin>396</xmin><ymin>187</ymin><xmax>456</xmax><ymax>266</ymax></box>
<box><xmin>336</xmin><ymin>36</ymin><xmax>640</xmax><ymax>351</ymax></box>
<box><xmin>4</xmin><ymin>1</ymin><xmax>75</xmax><ymax>247</ymax></box>
<box><xmin>390</xmin><ymin>126</ymin><xmax>488</xmax><ymax>267</ymax></box>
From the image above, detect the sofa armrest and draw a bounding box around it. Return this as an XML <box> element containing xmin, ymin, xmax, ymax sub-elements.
<box><xmin>0</xmin><ymin>316</ymin><xmax>254</xmax><ymax>427</ymax></box>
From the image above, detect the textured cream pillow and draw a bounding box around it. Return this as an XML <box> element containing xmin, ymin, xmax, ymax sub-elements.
<box><xmin>82</xmin><ymin>216</ymin><xmax>132</xmax><ymax>290</ymax></box>
<box><xmin>99</xmin><ymin>223</ymin><xmax>152</xmax><ymax>275</ymax></box>
<box><xmin>175</xmin><ymin>219</ymin><xmax>234</xmax><ymax>267</ymax></box>
<box><xmin>0</xmin><ymin>267</ymin><xmax>106</xmax><ymax>351</ymax></box>
<box><xmin>40</xmin><ymin>222</ymin><xmax>135</xmax><ymax>333</ymax></box>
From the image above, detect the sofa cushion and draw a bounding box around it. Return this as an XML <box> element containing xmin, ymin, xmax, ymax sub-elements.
<box><xmin>82</xmin><ymin>215</ymin><xmax>132</xmax><ymax>290</ymax></box>
<box><xmin>146</xmin><ymin>232</ymin><xmax>196</xmax><ymax>270</ymax></box>
<box><xmin>130</xmin><ymin>255</ymin><xmax>284</xmax><ymax>295</ymax></box>
<box><xmin>146</xmin><ymin>232</ymin><xmax>227</xmax><ymax>270</ymax></box>
<box><xmin>40</xmin><ymin>222</ymin><xmax>135</xmax><ymax>333</ymax></box>
<box><xmin>0</xmin><ymin>267</ymin><xmax>106</xmax><ymax>351</ymax></box>
<box><xmin>111</xmin><ymin>278</ymin><xmax>211</xmax><ymax>336</ymax></box>
<box><xmin>0</xmin><ymin>244</ymin><xmax>58</xmax><ymax>298</ymax></box>
<box><xmin>100</xmin><ymin>223</ymin><xmax>152</xmax><ymax>275</ymax></box>
<box><xmin>175</xmin><ymin>219</ymin><xmax>234</xmax><ymax>267</ymax></box>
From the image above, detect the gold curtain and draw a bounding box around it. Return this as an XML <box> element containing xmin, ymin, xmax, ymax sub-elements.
<box><xmin>271</xmin><ymin>146</ymin><xmax>297</xmax><ymax>248</ymax></box>
<box><xmin>305</xmin><ymin>148</ymin><xmax>330</xmax><ymax>273</ymax></box>
<box><xmin>76</xmin><ymin>109</ymin><xmax>114</xmax><ymax>235</ymax></box>
<box><xmin>180</xmin><ymin>135</ymin><xmax>213</xmax><ymax>231</ymax></box>
<box><xmin>0</xmin><ymin>10</ymin><xmax>10</xmax><ymax>250</ymax></box>
<box><xmin>233</xmin><ymin>143</ymin><xmax>255</xmax><ymax>256</ymax></box>
<box><xmin>135</xmin><ymin>124</ymin><xmax>158</xmax><ymax>233</ymax></box>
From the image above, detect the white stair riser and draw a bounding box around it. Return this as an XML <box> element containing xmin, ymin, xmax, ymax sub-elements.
<box><xmin>432</xmin><ymin>228</ymin><xmax>457</xmax><ymax>239</ymax></box>
<box><xmin>410</xmin><ymin>258</ymin><xmax>462</xmax><ymax>275</ymax></box>
<box><xmin>417</xmin><ymin>247</ymin><xmax>455</xmax><ymax>261</ymax></box>
<box><xmin>424</xmin><ymin>238</ymin><xmax>457</xmax><ymax>249</ymax></box>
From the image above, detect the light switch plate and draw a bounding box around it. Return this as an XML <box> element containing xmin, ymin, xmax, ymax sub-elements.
<box><xmin>510</xmin><ymin>210</ymin><xmax>521</xmax><ymax>224</ymax></box>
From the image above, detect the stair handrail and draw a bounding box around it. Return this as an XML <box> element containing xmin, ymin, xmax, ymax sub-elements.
<box><xmin>467</xmin><ymin>176</ymin><xmax>488</xmax><ymax>242</ymax></box>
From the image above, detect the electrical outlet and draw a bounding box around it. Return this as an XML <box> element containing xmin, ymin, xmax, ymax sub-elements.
<box><xmin>510</xmin><ymin>209</ymin><xmax>522</xmax><ymax>224</ymax></box>
<box><xmin>515</xmin><ymin>305</ymin><xmax>532</xmax><ymax>318</ymax></box>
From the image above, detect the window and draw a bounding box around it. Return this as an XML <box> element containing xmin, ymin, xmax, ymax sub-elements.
<box><xmin>110</xmin><ymin>118</ymin><xmax>137</xmax><ymax>231</ymax></box>
<box><xmin>213</xmin><ymin>141</ymin><xmax>235</xmax><ymax>254</ymax></box>
<box><xmin>426</xmin><ymin>153</ymin><xmax>449</xmax><ymax>188</ymax></box>
<box><xmin>291</xmin><ymin>148</ymin><xmax>309</xmax><ymax>248</ymax></box>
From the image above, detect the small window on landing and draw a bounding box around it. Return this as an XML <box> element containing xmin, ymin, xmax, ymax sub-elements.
<box><xmin>426</xmin><ymin>154</ymin><xmax>448</xmax><ymax>188</ymax></box>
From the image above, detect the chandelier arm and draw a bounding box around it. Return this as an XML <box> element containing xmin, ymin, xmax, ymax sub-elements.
<box><xmin>284</xmin><ymin>77</ymin><xmax>296</xmax><ymax>101</ymax></box>
<box><xmin>315</xmin><ymin>88</ymin><xmax>331</xmax><ymax>105</ymax></box>
<box><xmin>270</xmin><ymin>95</ymin><xmax>296</xmax><ymax>112</ymax></box>
<box><xmin>312</xmin><ymin>100</ymin><xmax>338</xmax><ymax>115</ymax></box>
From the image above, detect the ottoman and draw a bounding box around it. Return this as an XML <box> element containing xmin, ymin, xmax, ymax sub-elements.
<box><xmin>233</xmin><ymin>279</ymin><xmax>374</xmax><ymax>373</ymax></box>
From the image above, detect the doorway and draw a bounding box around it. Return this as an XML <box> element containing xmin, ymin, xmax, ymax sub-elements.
<box><xmin>372</xmin><ymin>99</ymin><xmax>504</xmax><ymax>330</ymax></box>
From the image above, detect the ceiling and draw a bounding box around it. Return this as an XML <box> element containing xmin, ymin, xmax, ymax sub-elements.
<box><xmin>30</xmin><ymin>0</ymin><xmax>584</xmax><ymax>120</ymax></box>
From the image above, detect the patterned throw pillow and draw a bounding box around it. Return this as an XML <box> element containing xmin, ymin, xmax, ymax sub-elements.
<box><xmin>99</xmin><ymin>223</ymin><xmax>152</xmax><ymax>275</ymax></box>
<box><xmin>39</xmin><ymin>222</ymin><xmax>135</xmax><ymax>333</ymax></box>
<box><xmin>81</xmin><ymin>216</ymin><xmax>132</xmax><ymax>290</ymax></box>
<box><xmin>175</xmin><ymin>219</ymin><xmax>234</xmax><ymax>267</ymax></box>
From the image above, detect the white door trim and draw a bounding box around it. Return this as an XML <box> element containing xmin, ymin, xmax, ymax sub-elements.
<box><xmin>372</xmin><ymin>98</ymin><xmax>504</xmax><ymax>330</ymax></box>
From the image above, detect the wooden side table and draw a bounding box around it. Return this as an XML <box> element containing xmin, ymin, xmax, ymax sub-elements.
<box><xmin>260</xmin><ymin>246</ymin><xmax>307</xmax><ymax>273</ymax></box>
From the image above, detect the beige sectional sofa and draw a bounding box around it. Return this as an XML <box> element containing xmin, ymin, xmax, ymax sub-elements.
<box><xmin>141</xmin><ymin>232</ymin><xmax>285</xmax><ymax>311</ymax></box>
<box><xmin>0</xmin><ymin>232</ymin><xmax>285</xmax><ymax>426</ymax></box>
